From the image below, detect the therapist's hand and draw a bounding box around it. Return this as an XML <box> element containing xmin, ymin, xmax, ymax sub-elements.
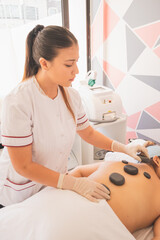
<box><xmin>112</xmin><ymin>140</ymin><xmax>150</xmax><ymax>162</ymax></box>
<box><xmin>57</xmin><ymin>174</ymin><xmax>110</xmax><ymax>202</ymax></box>
<box><xmin>124</xmin><ymin>143</ymin><xmax>149</xmax><ymax>161</ymax></box>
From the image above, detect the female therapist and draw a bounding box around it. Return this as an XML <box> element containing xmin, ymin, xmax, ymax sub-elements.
<box><xmin>0</xmin><ymin>25</ymin><xmax>149</xmax><ymax>206</ymax></box>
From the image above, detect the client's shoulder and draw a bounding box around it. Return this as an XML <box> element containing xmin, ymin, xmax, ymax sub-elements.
<box><xmin>99</xmin><ymin>161</ymin><xmax>124</xmax><ymax>169</ymax></box>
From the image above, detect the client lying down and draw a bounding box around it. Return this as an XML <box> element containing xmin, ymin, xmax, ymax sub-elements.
<box><xmin>70</xmin><ymin>144</ymin><xmax>160</xmax><ymax>240</ymax></box>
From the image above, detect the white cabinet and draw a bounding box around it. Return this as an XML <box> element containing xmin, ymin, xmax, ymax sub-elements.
<box><xmin>81</xmin><ymin>114</ymin><xmax>127</xmax><ymax>165</ymax></box>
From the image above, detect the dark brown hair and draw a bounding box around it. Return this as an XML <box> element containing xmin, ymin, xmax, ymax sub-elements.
<box><xmin>22</xmin><ymin>25</ymin><xmax>78</xmax><ymax>120</ymax></box>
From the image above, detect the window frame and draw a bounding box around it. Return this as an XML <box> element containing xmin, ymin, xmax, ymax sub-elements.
<box><xmin>61</xmin><ymin>0</ymin><xmax>69</xmax><ymax>28</ymax></box>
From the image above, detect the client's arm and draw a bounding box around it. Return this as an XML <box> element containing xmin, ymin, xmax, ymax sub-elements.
<box><xmin>69</xmin><ymin>162</ymin><xmax>101</xmax><ymax>177</ymax></box>
<box><xmin>153</xmin><ymin>216</ymin><xmax>160</xmax><ymax>240</ymax></box>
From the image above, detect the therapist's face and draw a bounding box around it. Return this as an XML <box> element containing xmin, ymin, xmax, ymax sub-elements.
<box><xmin>44</xmin><ymin>43</ymin><xmax>79</xmax><ymax>87</ymax></box>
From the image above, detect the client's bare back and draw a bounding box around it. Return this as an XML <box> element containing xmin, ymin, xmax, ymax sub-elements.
<box><xmin>88</xmin><ymin>161</ymin><xmax>160</xmax><ymax>233</ymax></box>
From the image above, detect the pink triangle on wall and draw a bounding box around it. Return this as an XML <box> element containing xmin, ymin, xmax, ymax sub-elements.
<box><xmin>134</xmin><ymin>22</ymin><xmax>160</xmax><ymax>48</ymax></box>
<box><xmin>145</xmin><ymin>102</ymin><xmax>160</xmax><ymax>121</ymax></box>
<box><xmin>103</xmin><ymin>60</ymin><xmax>125</xmax><ymax>88</ymax></box>
<box><xmin>103</xmin><ymin>0</ymin><xmax>119</xmax><ymax>42</ymax></box>
<box><xmin>127</xmin><ymin>112</ymin><xmax>141</xmax><ymax>129</ymax></box>
<box><xmin>154</xmin><ymin>45</ymin><xmax>160</xmax><ymax>58</ymax></box>
<box><xmin>126</xmin><ymin>131</ymin><xmax>138</xmax><ymax>144</ymax></box>
<box><xmin>91</xmin><ymin>0</ymin><xmax>119</xmax><ymax>57</ymax></box>
<box><xmin>91</xmin><ymin>0</ymin><xmax>103</xmax><ymax>57</ymax></box>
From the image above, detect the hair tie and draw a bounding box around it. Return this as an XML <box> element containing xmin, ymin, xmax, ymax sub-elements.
<box><xmin>33</xmin><ymin>25</ymin><xmax>44</xmax><ymax>37</ymax></box>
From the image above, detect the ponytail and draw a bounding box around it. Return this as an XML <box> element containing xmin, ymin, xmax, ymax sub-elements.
<box><xmin>22</xmin><ymin>25</ymin><xmax>44</xmax><ymax>81</ymax></box>
<box><xmin>59</xmin><ymin>86</ymin><xmax>75</xmax><ymax>122</ymax></box>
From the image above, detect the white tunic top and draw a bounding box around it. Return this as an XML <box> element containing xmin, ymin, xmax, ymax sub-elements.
<box><xmin>0</xmin><ymin>76</ymin><xmax>89</xmax><ymax>205</ymax></box>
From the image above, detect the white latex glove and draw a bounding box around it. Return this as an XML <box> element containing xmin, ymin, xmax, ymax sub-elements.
<box><xmin>111</xmin><ymin>140</ymin><xmax>150</xmax><ymax>162</ymax></box>
<box><xmin>57</xmin><ymin>174</ymin><xmax>110</xmax><ymax>202</ymax></box>
<box><xmin>127</xmin><ymin>139</ymin><xmax>154</xmax><ymax>148</ymax></box>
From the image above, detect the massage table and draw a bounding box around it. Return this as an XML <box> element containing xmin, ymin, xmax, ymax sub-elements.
<box><xmin>0</xmin><ymin>186</ymin><xmax>153</xmax><ymax>240</ymax></box>
<box><xmin>0</xmin><ymin>151</ymin><xmax>154</xmax><ymax>240</ymax></box>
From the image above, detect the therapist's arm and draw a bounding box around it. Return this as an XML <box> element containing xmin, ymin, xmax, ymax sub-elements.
<box><xmin>7</xmin><ymin>145</ymin><xmax>111</xmax><ymax>202</ymax></box>
<box><xmin>77</xmin><ymin>126</ymin><xmax>150</xmax><ymax>161</ymax></box>
<box><xmin>7</xmin><ymin>145</ymin><xmax>60</xmax><ymax>187</ymax></box>
<box><xmin>77</xmin><ymin>125</ymin><xmax>113</xmax><ymax>151</ymax></box>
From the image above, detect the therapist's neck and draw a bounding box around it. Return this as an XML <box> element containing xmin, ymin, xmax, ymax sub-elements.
<box><xmin>35</xmin><ymin>70</ymin><xmax>58</xmax><ymax>99</ymax></box>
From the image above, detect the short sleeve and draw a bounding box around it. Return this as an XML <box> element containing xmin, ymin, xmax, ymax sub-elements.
<box><xmin>75</xmin><ymin>92</ymin><xmax>90</xmax><ymax>131</ymax></box>
<box><xmin>1</xmin><ymin>93</ymin><xmax>33</xmax><ymax>147</ymax></box>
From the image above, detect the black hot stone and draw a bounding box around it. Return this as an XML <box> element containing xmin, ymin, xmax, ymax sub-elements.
<box><xmin>109</xmin><ymin>173</ymin><xmax>125</xmax><ymax>186</ymax></box>
<box><xmin>102</xmin><ymin>184</ymin><xmax>111</xmax><ymax>194</ymax></box>
<box><xmin>143</xmin><ymin>172</ymin><xmax>151</xmax><ymax>179</ymax></box>
<box><xmin>122</xmin><ymin>160</ymin><xmax>128</xmax><ymax>164</ymax></box>
<box><xmin>124</xmin><ymin>165</ymin><xmax>138</xmax><ymax>175</ymax></box>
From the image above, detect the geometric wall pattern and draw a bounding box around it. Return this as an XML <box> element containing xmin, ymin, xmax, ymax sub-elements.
<box><xmin>91</xmin><ymin>0</ymin><xmax>160</xmax><ymax>144</ymax></box>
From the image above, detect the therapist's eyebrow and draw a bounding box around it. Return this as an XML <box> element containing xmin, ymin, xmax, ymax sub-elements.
<box><xmin>65</xmin><ymin>59</ymin><xmax>75</xmax><ymax>62</ymax></box>
<box><xmin>65</xmin><ymin>58</ymin><xmax>79</xmax><ymax>62</ymax></box>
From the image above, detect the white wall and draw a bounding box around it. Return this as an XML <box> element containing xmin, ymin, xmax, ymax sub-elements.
<box><xmin>69</xmin><ymin>0</ymin><xmax>87</xmax><ymax>89</ymax></box>
<box><xmin>0</xmin><ymin>1</ymin><xmax>87</xmax><ymax>98</ymax></box>
<box><xmin>0</xmin><ymin>14</ymin><xmax>62</xmax><ymax>99</ymax></box>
